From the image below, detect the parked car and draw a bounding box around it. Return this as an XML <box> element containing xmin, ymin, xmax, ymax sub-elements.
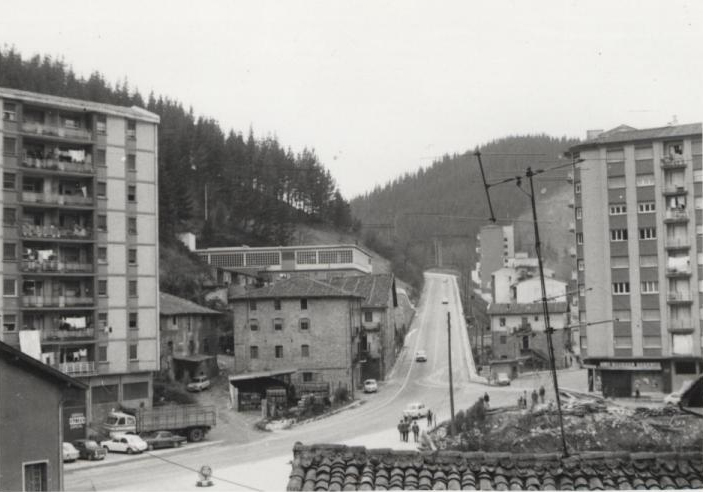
<box><xmin>363</xmin><ymin>379</ymin><xmax>378</xmax><ymax>393</ymax></box>
<box><xmin>496</xmin><ymin>373</ymin><xmax>511</xmax><ymax>386</ymax></box>
<box><xmin>665</xmin><ymin>380</ymin><xmax>694</xmax><ymax>406</ymax></box>
<box><xmin>100</xmin><ymin>433</ymin><xmax>148</xmax><ymax>454</ymax></box>
<box><xmin>403</xmin><ymin>402</ymin><xmax>428</xmax><ymax>419</ymax></box>
<box><xmin>72</xmin><ymin>439</ymin><xmax>107</xmax><ymax>461</ymax></box>
<box><xmin>139</xmin><ymin>430</ymin><xmax>187</xmax><ymax>450</ymax></box>
<box><xmin>62</xmin><ymin>442</ymin><xmax>80</xmax><ymax>462</ymax></box>
<box><xmin>187</xmin><ymin>375</ymin><xmax>211</xmax><ymax>392</ymax></box>
<box><xmin>415</xmin><ymin>350</ymin><xmax>428</xmax><ymax>362</ymax></box>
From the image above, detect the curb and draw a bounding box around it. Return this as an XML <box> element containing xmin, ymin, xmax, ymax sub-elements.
<box><xmin>288</xmin><ymin>400</ymin><xmax>363</xmax><ymax>429</ymax></box>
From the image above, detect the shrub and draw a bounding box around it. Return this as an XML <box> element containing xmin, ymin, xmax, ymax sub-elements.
<box><xmin>153</xmin><ymin>380</ymin><xmax>196</xmax><ymax>406</ymax></box>
<box><xmin>333</xmin><ymin>386</ymin><xmax>350</xmax><ymax>403</ymax></box>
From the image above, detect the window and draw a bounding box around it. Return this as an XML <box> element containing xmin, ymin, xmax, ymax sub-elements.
<box><xmin>612</xmin><ymin>310</ymin><xmax>631</xmax><ymax>321</ymax></box>
<box><xmin>3</xmin><ymin>242</ymin><xmax>15</xmax><ymax>261</ymax></box>
<box><xmin>640</xmin><ymin>255</ymin><xmax>658</xmax><ymax>267</ymax></box>
<box><xmin>612</xmin><ymin>282</ymin><xmax>630</xmax><ymax>294</ymax></box>
<box><xmin>364</xmin><ymin>311</ymin><xmax>373</xmax><ymax>322</ymax></box>
<box><xmin>250</xmin><ymin>346</ymin><xmax>259</xmax><ymax>359</ymax></box>
<box><xmin>123</xmin><ymin>382</ymin><xmax>149</xmax><ymax>400</ymax></box>
<box><xmin>643</xmin><ymin>336</ymin><xmax>661</xmax><ymax>348</ymax></box>
<box><xmin>607</xmin><ymin>176</ymin><xmax>626</xmax><ymax>189</ymax></box>
<box><xmin>297</xmin><ymin>251</ymin><xmax>317</xmax><ymax>264</ymax></box>
<box><xmin>129</xmin><ymin>312</ymin><xmax>138</xmax><ymax>330</ymax></box>
<box><xmin>499</xmin><ymin>335</ymin><xmax>507</xmax><ymax>344</ymax></box>
<box><xmin>575</xmin><ymin>182</ymin><xmax>581</xmax><ymax>194</ymax></box>
<box><xmin>274</xmin><ymin>299</ymin><xmax>281</xmax><ymax>310</ymax></box>
<box><xmin>302</xmin><ymin>372</ymin><xmax>313</xmax><ymax>382</ymax></box>
<box><xmin>3</xmin><ymin>314</ymin><xmax>16</xmax><ymax>331</ymax></box>
<box><xmin>641</xmin><ymin>281</ymin><xmax>659</xmax><ymax>293</ymax></box>
<box><xmin>300</xmin><ymin>298</ymin><xmax>308</xmax><ymax>310</ymax></box>
<box><xmin>127</xmin><ymin>154</ymin><xmax>136</xmax><ymax>171</ymax></box>
<box><xmin>642</xmin><ymin>309</ymin><xmax>660</xmax><ymax>321</ymax></box>
<box><xmin>273</xmin><ymin>318</ymin><xmax>283</xmax><ymax>331</ymax></box>
<box><xmin>24</xmin><ymin>462</ymin><xmax>47</xmax><ymax>492</ymax></box>
<box><xmin>300</xmin><ymin>318</ymin><xmax>310</xmax><ymax>330</ymax></box>
<box><xmin>577</xmin><ymin>259</ymin><xmax>584</xmax><ymax>271</ymax></box>
<box><xmin>3</xmin><ymin>279</ymin><xmax>16</xmax><ymax>297</ymax></box>
<box><xmin>129</xmin><ymin>344</ymin><xmax>138</xmax><ymax>361</ymax></box>
<box><xmin>96</xmin><ymin>115</ymin><xmax>107</xmax><ymax>135</ymax></box>
<box><xmin>614</xmin><ymin>337</ymin><xmax>632</xmax><ymax>348</ymax></box>
<box><xmin>672</xmin><ymin>334</ymin><xmax>693</xmax><ymax>355</ymax></box>
<box><xmin>675</xmin><ymin>361</ymin><xmax>697</xmax><ymax>374</ymax></box>
<box><xmin>128</xmin><ymin>280</ymin><xmax>138</xmax><ymax>297</ymax></box>
<box><xmin>128</xmin><ymin>248</ymin><xmax>137</xmax><ymax>264</ymax></box>
<box><xmin>275</xmin><ymin>345</ymin><xmax>283</xmax><ymax>358</ymax></box>
<box><xmin>639</xmin><ymin>227</ymin><xmax>656</xmax><ymax>240</ymax></box>
<box><xmin>98</xmin><ymin>345</ymin><xmax>108</xmax><ymax>362</ymax></box>
<box><xmin>606</xmin><ymin>148</ymin><xmax>624</xmax><ymax>162</ymax></box>
<box><xmin>611</xmin><ymin>257</ymin><xmax>629</xmax><ymax>269</ymax></box>
<box><xmin>98</xmin><ymin>247</ymin><xmax>108</xmax><ymax>263</ymax></box>
<box><xmin>609</xmin><ymin>204</ymin><xmax>626</xmax><ymax>215</ymax></box>
<box><xmin>3</xmin><ymin>172</ymin><xmax>15</xmax><ymax>190</ymax></box>
<box><xmin>575</xmin><ymin>207</ymin><xmax>582</xmax><ymax>219</ymax></box>
<box><xmin>3</xmin><ymin>136</ymin><xmax>16</xmax><ymax>155</ymax></box>
<box><xmin>249</xmin><ymin>300</ymin><xmax>257</xmax><ymax>311</ymax></box>
<box><xmin>128</xmin><ymin>217</ymin><xmax>137</xmax><ymax>235</ymax></box>
<box><xmin>127</xmin><ymin>185</ymin><xmax>136</xmax><ymax>202</ymax></box>
<box><xmin>97</xmin><ymin>181</ymin><xmax>107</xmax><ymax>198</ymax></box>
<box><xmin>636</xmin><ymin>174</ymin><xmax>655</xmax><ymax>187</ymax></box>
<box><xmin>126</xmin><ymin>120</ymin><xmax>136</xmax><ymax>139</ymax></box>
<box><xmin>249</xmin><ymin>320</ymin><xmax>258</xmax><ymax>331</ymax></box>
<box><xmin>578</xmin><ymin>284</ymin><xmax>586</xmax><ymax>296</ymax></box>
<box><xmin>96</xmin><ymin>149</ymin><xmax>106</xmax><ymax>165</ymax></box>
<box><xmin>610</xmin><ymin>229</ymin><xmax>628</xmax><ymax>241</ymax></box>
<box><xmin>3</xmin><ymin>207</ymin><xmax>16</xmax><ymax>226</ymax></box>
<box><xmin>499</xmin><ymin>317</ymin><xmax>506</xmax><ymax>327</ymax></box>
<box><xmin>2</xmin><ymin>102</ymin><xmax>16</xmax><ymax>121</ymax></box>
<box><xmin>301</xmin><ymin>344</ymin><xmax>310</xmax><ymax>357</ymax></box>
<box><xmin>638</xmin><ymin>202</ymin><xmax>656</xmax><ymax>213</ymax></box>
<box><xmin>97</xmin><ymin>214</ymin><xmax>107</xmax><ymax>232</ymax></box>
<box><xmin>98</xmin><ymin>313</ymin><xmax>108</xmax><ymax>329</ymax></box>
<box><xmin>576</xmin><ymin>232</ymin><xmax>583</xmax><ymax>245</ymax></box>
<box><xmin>97</xmin><ymin>280</ymin><xmax>108</xmax><ymax>296</ymax></box>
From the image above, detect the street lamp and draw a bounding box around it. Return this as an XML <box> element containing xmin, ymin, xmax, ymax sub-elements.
<box><xmin>443</xmin><ymin>299</ymin><xmax>456</xmax><ymax>436</ymax></box>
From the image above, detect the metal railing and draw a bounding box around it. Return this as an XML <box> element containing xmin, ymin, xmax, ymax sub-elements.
<box><xmin>20</xmin><ymin>191</ymin><xmax>94</xmax><ymax>206</ymax></box>
<box><xmin>664</xmin><ymin>238</ymin><xmax>690</xmax><ymax>249</ymax></box>
<box><xmin>21</xmin><ymin>122</ymin><xmax>93</xmax><ymax>141</ymax></box>
<box><xmin>56</xmin><ymin>361</ymin><xmax>97</xmax><ymax>376</ymax></box>
<box><xmin>662</xmin><ymin>185</ymin><xmax>687</xmax><ymax>194</ymax></box>
<box><xmin>21</xmin><ymin>223</ymin><xmax>93</xmax><ymax>240</ymax></box>
<box><xmin>22</xmin><ymin>296</ymin><xmax>95</xmax><ymax>307</ymax></box>
<box><xmin>667</xmin><ymin>292</ymin><xmax>692</xmax><ymax>302</ymax></box>
<box><xmin>664</xmin><ymin>209</ymin><xmax>689</xmax><ymax>221</ymax></box>
<box><xmin>42</xmin><ymin>327</ymin><xmax>95</xmax><ymax>341</ymax></box>
<box><xmin>661</xmin><ymin>156</ymin><xmax>687</xmax><ymax>168</ymax></box>
<box><xmin>21</xmin><ymin>261</ymin><xmax>94</xmax><ymax>273</ymax></box>
<box><xmin>22</xmin><ymin>156</ymin><xmax>94</xmax><ymax>174</ymax></box>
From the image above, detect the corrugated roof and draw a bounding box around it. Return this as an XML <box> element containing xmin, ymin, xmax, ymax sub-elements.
<box><xmin>328</xmin><ymin>274</ymin><xmax>394</xmax><ymax>308</ymax></box>
<box><xmin>488</xmin><ymin>302</ymin><xmax>568</xmax><ymax>315</ymax></box>
<box><xmin>570</xmin><ymin>122</ymin><xmax>701</xmax><ymax>151</ymax></box>
<box><xmin>0</xmin><ymin>341</ymin><xmax>87</xmax><ymax>390</ymax></box>
<box><xmin>0</xmin><ymin>86</ymin><xmax>160</xmax><ymax>123</ymax></box>
<box><xmin>287</xmin><ymin>444</ymin><xmax>703</xmax><ymax>491</ymax></box>
<box><xmin>230</xmin><ymin>276</ymin><xmax>362</xmax><ymax>300</ymax></box>
<box><xmin>159</xmin><ymin>292</ymin><xmax>221</xmax><ymax>316</ymax></box>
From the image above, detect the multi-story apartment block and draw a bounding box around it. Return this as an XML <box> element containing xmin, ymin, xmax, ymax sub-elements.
<box><xmin>0</xmin><ymin>88</ymin><xmax>160</xmax><ymax>425</ymax></box>
<box><xmin>570</xmin><ymin>123</ymin><xmax>703</xmax><ymax>397</ymax></box>
<box><xmin>474</xmin><ymin>224</ymin><xmax>514</xmax><ymax>292</ymax></box>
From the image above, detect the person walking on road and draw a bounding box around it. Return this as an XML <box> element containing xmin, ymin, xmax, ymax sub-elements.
<box><xmin>427</xmin><ymin>409</ymin><xmax>433</xmax><ymax>427</ymax></box>
<box><xmin>411</xmin><ymin>421</ymin><xmax>420</xmax><ymax>442</ymax></box>
<box><xmin>539</xmin><ymin>385</ymin><xmax>545</xmax><ymax>404</ymax></box>
<box><xmin>397</xmin><ymin>420</ymin><xmax>404</xmax><ymax>441</ymax></box>
<box><xmin>531</xmin><ymin>389</ymin><xmax>539</xmax><ymax>409</ymax></box>
<box><xmin>402</xmin><ymin>420</ymin><xmax>410</xmax><ymax>442</ymax></box>
<box><xmin>483</xmin><ymin>392</ymin><xmax>490</xmax><ymax>409</ymax></box>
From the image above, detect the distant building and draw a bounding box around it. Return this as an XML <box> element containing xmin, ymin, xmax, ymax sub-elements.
<box><xmin>1</xmin><ymin>340</ymin><xmax>87</xmax><ymax>492</ymax></box>
<box><xmin>474</xmin><ymin>225</ymin><xmax>514</xmax><ymax>292</ymax></box>
<box><xmin>159</xmin><ymin>292</ymin><xmax>222</xmax><ymax>382</ymax></box>
<box><xmin>569</xmin><ymin>123</ymin><xmax>703</xmax><ymax>396</ymax></box>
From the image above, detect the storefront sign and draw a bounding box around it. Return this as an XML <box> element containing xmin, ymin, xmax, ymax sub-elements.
<box><xmin>69</xmin><ymin>412</ymin><xmax>86</xmax><ymax>429</ymax></box>
<box><xmin>599</xmin><ymin>361</ymin><xmax>661</xmax><ymax>371</ymax></box>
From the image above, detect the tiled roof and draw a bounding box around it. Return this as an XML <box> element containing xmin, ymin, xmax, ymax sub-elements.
<box><xmin>230</xmin><ymin>277</ymin><xmax>362</xmax><ymax>300</ymax></box>
<box><xmin>488</xmin><ymin>302</ymin><xmax>568</xmax><ymax>315</ymax></box>
<box><xmin>159</xmin><ymin>292</ymin><xmax>221</xmax><ymax>316</ymax></box>
<box><xmin>328</xmin><ymin>275</ymin><xmax>394</xmax><ymax>308</ymax></box>
<box><xmin>287</xmin><ymin>444</ymin><xmax>703</xmax><ymax>491</ymax></box>
<box><xmin>570</xmin><ymin>123</ymin><xmax>701</xmax><ymax>151</ymax></box>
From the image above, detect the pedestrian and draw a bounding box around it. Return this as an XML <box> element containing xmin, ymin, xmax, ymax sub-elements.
<box><xmin>411</xmin><ymin>421</ymin><xmax>419</xmax><ymax>442</ymax></box>
<box><xmin>634</xmin><ymin>381</ymin><xmax>641</xmax><ymax>399</ymax></box>
<box><xmin>402</xmin><ymin>421</ymin><xmax>410</xmax><ymax>442</ymax></box>
<box><xmin>531</xmin><ymin>389</ymin><xmax>539</xmax><ymax>409</ymax></box>
<box><xmin>522</xmin><ymin>391</ymin><xmax>528</xmax><ymax>409</ymax></box>
<box><xmin>427</xmin><ymin>409</ymin><xmax>433</xmax><ymax>427</ymax></box>
<box><xmin>539</xmin><ymin>385</ymin><xmax>545</xmax><ymax>404</ymax></box>
<box><xmin>397</xmin><ymin>420</ymin><xmax>404</xmax><ymax>442</ymax></box>
<box><xmin>483</xmin><ymin>392</ymin><xmax>490</xmax><ymax>409</ymax></box>
<box><xmin>433</xmin><ymin>412</ymin><xmax>437</xmax><ymax>427</ymax></box>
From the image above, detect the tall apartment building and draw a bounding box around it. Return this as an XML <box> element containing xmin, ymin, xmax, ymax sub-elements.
<box><xmin>570</xmin><ymin>123</ymin><xmax>703</xmax><ymax>397</ymax></box>
<box><xmin>474</xmin><ymin>224</ymin><xmax>514</xmax><ymax>292</ymax></box>
<box><xmin>0</xmin><ymin>88</ymin><xmax>160</xmax><ymax>426</ymax></box>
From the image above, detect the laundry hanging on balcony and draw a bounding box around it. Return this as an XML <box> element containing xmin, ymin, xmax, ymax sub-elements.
<box><xmin>60</xmin><ymin>316</ymin><xmax>87</xmax><ymax>330</ymax></box>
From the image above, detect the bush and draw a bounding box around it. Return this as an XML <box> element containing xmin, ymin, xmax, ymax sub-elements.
<box><xmin>153</xmin><ymin>380</ymin><xmax>196</xmax><ymax>406</ymax></box>
<box><xmin>333</xmin><ymin>386</ymin><xmax>350</xmax><ymax>404</ymax></box>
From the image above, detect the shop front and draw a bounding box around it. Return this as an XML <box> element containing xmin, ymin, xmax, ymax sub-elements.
<box><xmin>586</xmin><ymin>359</ymin><xmax>663</xmax><ymax>397</ymax></box>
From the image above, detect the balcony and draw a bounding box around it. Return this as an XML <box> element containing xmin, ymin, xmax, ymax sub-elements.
<box><xmin>663</xmin><ymin>209</ymin><xmax>689</xmax><ymax>223</ymax></box>
<box><xmin>21</xmin><ymin>122</ymin><xmax>92</xmax><ymax>141</ymax></box>
<box><xmin>668</xmin><ymin>319</ymin><xmax>694</xmax><ymax>333</ymax></box>
<box><xmin>21</xmin><ymin>260</ymin><xmax>94</xmax><ymax>274</ymax></box>
<box><xmin>569</xmin><ymin>247</ymin><xmax>576</xmax><ymax>257</ymax></box>
<box><xmin>662</xmin><ymin>185</ymin><xmax>687</xmax><ymax>196</ymax></box>
<box><xmin>20</xmin><ymin>191</ymin><xmax>94</xmax><ymax>207</ymax></box>
<box><xmin>22</xmin><ymin>156</ymin><xmax>94</xmax><ymax>175</ymax></box>
<box><xmin>661</xmin><ymin>156</ymin><xmax>687</xmax><ymax>169</ymax></box>
<box><xmin>22</xmin><ymin>296</ymin><xmax>95</xmax><ymax>308</ymax></box>
<box><xmin>567</xmin><ymin>198</ymin><xmax>574</xmax><ymax>208</ymax></box>
<box><xmin>664</xmin><ymin>238</ymin><xmax>690</xmax><ymax>250</ymax></box>
<box><xmin>55</xmin><ymin>361</ymin><xmax>97</xmax><ymax>376</ymax></box>
<box><xmin>21</xmin><ymin>223</ymin><xmax>93</xmax><ymax>241</ymax></box>
<box><xmin>667</xmin><ymin>292</ymin><xmax>693</xmax><ymax>304</ymax></box>
<box><xmin>568</xmin><ymin>222</ymin><xmax>575</xmax><ymax>232</ymax></box>
<box><xmin>42</xmin><ymin>327</ymin><xmax>95</xmax><ymax>342</ymax></box>
<box><xmin>666</xmin><ymin>267</ymin><xmax>692</xmax><ymax>278</ymax></box>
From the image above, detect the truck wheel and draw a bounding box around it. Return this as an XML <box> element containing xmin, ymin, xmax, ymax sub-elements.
<box><xmin>188</xmin><ymin>428</ymin><xmax>204</xmax><ymax>442</ymax></box>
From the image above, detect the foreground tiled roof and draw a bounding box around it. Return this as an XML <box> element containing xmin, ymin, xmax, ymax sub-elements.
<box><xmin>329</xmin><ymin>275</ymin><xmax>394</xmax><ymax>308</ymax></box>
<box><xmin>159</xmin><ymin>292</ymin><xmax>221</xmax><ymax>316</ymax></box>
<box><xmin>287</xmin><ymin>444</ymin><xmax>703</xmax><ymax>491</ymax></box>
<box><xmin>230</xmin><ymin>277</ymin><xmax>362</xmax><ymax>300</ymax></box>
<box><xmin>570</xmin><ymin>122</ymin><xmax>701</xmax><ymax>151</ymax></box>
<box><xmin>487</xmin><ymin>302</ymin><xmax>568</xmax><ymax>315</ymax></box>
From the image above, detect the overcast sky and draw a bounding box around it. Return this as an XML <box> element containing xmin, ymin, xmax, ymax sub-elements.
<box><xmin>2</xmin><ymin>1</ymin><xmax>701</xmax><ymax>198</ymax></box>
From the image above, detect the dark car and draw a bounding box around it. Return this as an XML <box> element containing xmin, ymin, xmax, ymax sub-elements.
<box><xmin>72</xmin><ymin>439</ymin><xmax>107</xmax><ymax>461</ymax></box>
<box><xmin>139</xmin><ymin>431</ymin><xmax>187</xmax><ymax>450</ymax></box>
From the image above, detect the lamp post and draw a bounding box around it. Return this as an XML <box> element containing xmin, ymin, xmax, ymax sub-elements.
<box><xmin>443</xmin><ymin>299</ymin><xmax>456</xmax><ymax>436</ymax></box>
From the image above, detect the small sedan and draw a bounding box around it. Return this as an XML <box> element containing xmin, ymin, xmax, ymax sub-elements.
<box><xmin>363</xmin><ymin>379</ymin><xmax>378</xmax><ymax>393</ymax></box>
<box><xmin>415</xmin><ymin>350</ymin><xmax>428</xmax><ymax>362</ymax></box>
<box><xmin>139</xmin><ymin>431</ymin><xmax>187</xmax><ymax>450</ymax></box>
<box><xmin>403</xmin><ymin>402</ymin><xmax>428</xmax><ymax>419</ymax></box>
<box><xmin>664</xmin><ymin>391</ymin><xmax>683</xmax><ymax>406</ymax></box>
<box><xmin>101</xmin><ymin>434</ymin><xmax>148</xmax><ymax>454</ymax></box>
<box><xmin>187</xmin><ymin>375</ymin><xmax>211</xmax><ymax>392</ymax></box>
<box><xmin>496</xmin><ymin>373</ymin><xmax>511</xmax><ymax>386</ymax></box>
<box><xmin>62</xmin><ymin>442</ymin><xmax>80</xmax><ymax>462</ymax></box>
<box><xmin>72</xmin><ymin>439</ymin><xmax>107</xmax><ymax>461</ymax></box>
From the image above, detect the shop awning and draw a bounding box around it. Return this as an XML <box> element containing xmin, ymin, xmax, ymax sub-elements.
<box><xmin>228</xmin><ymin>367</ymin><xmax>297</xmax><ymax>382</ymax></box>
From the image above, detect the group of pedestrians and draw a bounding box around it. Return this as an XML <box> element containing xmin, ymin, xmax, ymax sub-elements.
<box><xmin>517</xmin><ymin>385</ymin><xmax>546</xmax><ymax>409</ymax></box>
<box><xmin>397</xmin><ymin>418</ymin><xmax>420</xmax><ymax>442</ymax></box>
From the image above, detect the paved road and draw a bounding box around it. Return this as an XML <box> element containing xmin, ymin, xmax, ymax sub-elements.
<box><xmin>65</xmin><ymin>272</ymin><xmax>506</xmax><ymax>491</ymax></box>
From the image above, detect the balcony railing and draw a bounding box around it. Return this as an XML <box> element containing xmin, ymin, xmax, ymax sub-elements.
<box><xmin>56</xmin><ymin>361</ymin><xmax>97</xmax><ymax>376</ymax></box>
<box><xmin>22</xmin><ymin>296</ymin><xmax>95</xmax><ymax>308</ymax></box>
<box><xmin>662</xmin><ymin>185</ymin><xmax>687</xmax><ymax>195</ymax></box>
<box><xmin>42</xmin><ymin>327</ymin><xmax>95</xmax><ymax>341</ymax></box>
<box><xmin>21</xmin><ymin>192</ymin><xmax>94</xmax><ymax>206</ymax></box>
<box><xmin>664</xmin><ymin>238</ymin><xmax>690</xmax><ymax>249</ymax></box>
<box><xmin>661</xmin><ymin>156</ymin><xmax>687</xmax><ymax>169</ymax></box>
<box><xmin>668</xmin><ymin>319</ymin><xmax>694</xmax><ymax>332</ymax></box>
<box><xmin>21</xmin><ymin>122</ymin><xmax>92</xmax><ymax>141</ymax></box>
<box><xmin>666</xmin><ymin>267</ymin><xmax>692</xmax><ymax>277</ymax></box>
<box><xmin>22</xmin><ymin>156</ymin><xmax>94</xmax><ymax>174</ymax></box>
<box><xmin>21</xmin><ymin>223</ymin><xmax>93</xmax><ymax>240</ymax></box>
<box><xmin>667</xmin><ymin>292</ymin><xmax>692</xmax><ymax>302</ymax></box>
<box><xmin>21</xmin><ymin>260</ymin><xmax>94</xmax><ymax>273</ymax></box>
<box><xmin>664</xmin><ymin>209</ymin><xmax>689</xmax><ymax>222</ymax></box>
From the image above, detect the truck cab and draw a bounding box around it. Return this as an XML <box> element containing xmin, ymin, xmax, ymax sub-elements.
<box><xmin>103</xmin><ymin>411</ymin><xmax>137</xmax><ymax>436</ymax></box>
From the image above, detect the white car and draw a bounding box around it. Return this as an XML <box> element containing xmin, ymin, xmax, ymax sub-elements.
<box><xmin>403</xmin><ymin>402</ymin><xmax>428</xmax><ymax>419</ymax></box>
<box><xmin>62</xmin><ymin>442</ymin><xmax>80</xmax><ymax>462</ymax></box>
<box><xmin>664</xmin><ymin>391</ymin><xmax>682</xmax><ymax>406</ymax></box>
<box><xmin>415</xmin><ymin>350</ymin><xmax>428</xmax><ymax>362</ymax></box>
<box><xmin>187</xmin><ymin>375</ymin><xmax>211</xmax><ymax>392</ymax></box>
<box><xmin>496</xmin><ymin>373</ymin><xmax>511</xmax><ymax>386</ymax></box>
<box><xmin>101</xmin><ymin>433</ymin><xmax>148</xmax><ymax>454</ymax></box>
<box><xmin>363</xmin><ymin>379</ymin><xmax>378</xmax><ymax>393</ymax></box>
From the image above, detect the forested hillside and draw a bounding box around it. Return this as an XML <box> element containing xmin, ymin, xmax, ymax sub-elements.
<box><xmin>350</xmin><ymin>135</ymin><xmax>581</xmax><ymax>284</ymax></box>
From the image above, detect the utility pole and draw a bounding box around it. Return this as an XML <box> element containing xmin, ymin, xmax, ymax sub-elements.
<box><xmin>444</xmin><ymin>302</ymin><xmax>456</xmax><ymax>436</ymax></box>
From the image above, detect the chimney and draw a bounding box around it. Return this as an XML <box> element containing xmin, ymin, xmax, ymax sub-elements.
<box><xmin>586</xmin><ymin>129</ymin><xmax>603</xmax><ymax>140</ymax></box>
